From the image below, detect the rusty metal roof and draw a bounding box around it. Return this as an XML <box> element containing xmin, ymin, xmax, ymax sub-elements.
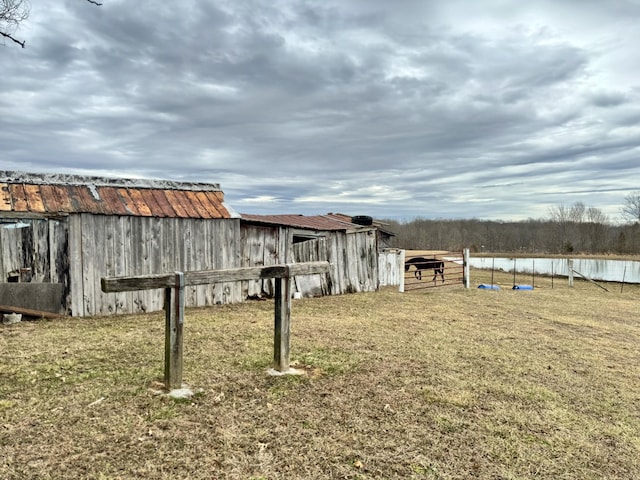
<box><xmin>0</xmin><ymin>171</ymin><xmax>238</xmax><ymax>219</ymax></box>
<box><xmin>241</xmin><ymin>213</ymin><xmax>372</xmax><ymax>231</ymax></box>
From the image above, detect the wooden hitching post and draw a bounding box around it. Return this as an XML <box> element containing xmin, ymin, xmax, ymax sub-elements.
<box><xmin>164</xmin><ymin>271</ymin><xmax>185</xmax><ymax>389</ymax></box>
<box><xmin>273</xmin><ymin>266</ymin><xmax>292</xmax><ymax>372</ymax></box>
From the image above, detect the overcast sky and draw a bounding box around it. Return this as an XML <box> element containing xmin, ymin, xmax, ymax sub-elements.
<box><xmin>2</xmin><ymin>0</ymin><xmax>640</xmax><ymax>222</ymax></box>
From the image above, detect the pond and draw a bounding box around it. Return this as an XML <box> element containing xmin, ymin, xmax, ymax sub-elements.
<box><xmin>467</xmin><ymin>257</ymin><xmax>640</xmax><ymax>284</ymax></box>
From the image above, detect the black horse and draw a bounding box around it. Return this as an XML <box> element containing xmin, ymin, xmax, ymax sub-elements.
<box><xmin>405</xmin><ymin>257</ymin><xmax>445</xmax><ymax>283</ymax></box>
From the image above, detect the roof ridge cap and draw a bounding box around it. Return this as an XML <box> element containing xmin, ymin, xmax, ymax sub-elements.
<box><xmin>0</xmin><ymin>171</ymin><xmax>221</xmax><ymax>192</ymax></box>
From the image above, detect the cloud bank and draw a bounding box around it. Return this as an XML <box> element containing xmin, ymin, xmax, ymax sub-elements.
<box><xmin>2</xmin><ymin>0</ymin><xmax>640</xmax><ymax>221</ymax></box>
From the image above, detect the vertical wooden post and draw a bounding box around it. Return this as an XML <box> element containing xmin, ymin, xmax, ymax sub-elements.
<box><xmin>568</xmin><ymin>259</ymin><xmax>574</xmax><ymax>287</ymax></box>
<box><xmin>463</xmin><ymin>248</ymin><xmax>470</xmax><ymax>289</ymax></box>
<box><xmin>532</xmin><ymin>259</ymin><xmax>535</xmax><ymax>288</ymax></box>
<box><xmin>164</xmin><ymin>271</ymin><xmax>185</xmax><ymax>389</ymax></box>
<box><xmin>491</xmin><ymin>258</ymin><xmax>495</xmax><ymax>287</ymax></box>
<box><xmin>273</xmin><ymin>268</ymin><xmax>292</xmax><ymax>372</ymax></box>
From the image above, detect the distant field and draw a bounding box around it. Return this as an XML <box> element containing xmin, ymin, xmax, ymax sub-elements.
<box><xmin>1</xmin><ymin>270</ymin><xmax>639</xmax><ymax>479</ymax></box>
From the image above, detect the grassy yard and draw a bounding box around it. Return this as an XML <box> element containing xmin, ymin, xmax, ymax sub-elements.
<box><xmin>1</xmin><ymin>269</ymin><xmax>639</xmax><ymax>479</ymax></box>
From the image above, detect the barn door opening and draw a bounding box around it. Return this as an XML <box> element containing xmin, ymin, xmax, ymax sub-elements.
<box><xmin>291</xmin><ymin>235</ymin><xmax>329</xmax><ymax>297</ymax></box>
<box><xmin>0</xmin><ymin>218</ymin><xmax>69</xmax><ymax>314</ymax></box>
<box><xmin>0</xmin><ymin>221</ymin><xmax>32</xmax><ymax>282</ymax></box>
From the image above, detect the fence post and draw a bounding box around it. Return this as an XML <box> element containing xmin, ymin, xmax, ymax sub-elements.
<box><xmin>273</xmin><ymin>268</ymin><xmax>292</xmax><ymax>372</ymax></box>
<box><xmin>164</xmin><ymin>271</ymin><xmax>185</xmax><ymax>389</ymax></box>
<box><xmin>567</xmin><ymin>259</ymin><xmax>574</xmax><ymax>287</ymax></box>
<box><xmin>463</xmin><ymin>248</ymin><xmax>470</xmax><ymax>288</ymax></box>
<box><xmin>399</xmin><ymin>249</ymin><xmax>406</xmax><ymax>293</ymax></box>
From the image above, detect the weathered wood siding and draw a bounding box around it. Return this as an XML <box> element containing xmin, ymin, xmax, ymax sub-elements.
<box><xmin>295</xmin><ymin>230</ymin><xmax>379</xmax><ymax>295</ymax></box>
<box><xmin>342</xmin><ymin>229</ymin><xmax>379</xmax><ymax>293</ymax></box>
<box><xmin>70</xmin><ymin>214</ymin><xmax>241</xmax><ymax>316</ymax></box>
<box><xmin>292</xmin><ymin>237</ymin><xmax>330</xmax><ymax>296</ymax></box>
<box><xmin>378</xmin><ymin>248</ymin><xmax>404</xmax><ymax>286</ymax></box>
<box><xmin>240</xmin><ymin>224</ymin><xmax>285</xmax><ymax>298</ymax></box>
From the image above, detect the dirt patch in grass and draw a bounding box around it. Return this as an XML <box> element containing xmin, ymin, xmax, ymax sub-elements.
<box><xmin>1</xmin><ymin>271</ymin><xmax>639</xmax><ymax>479</ymax></box>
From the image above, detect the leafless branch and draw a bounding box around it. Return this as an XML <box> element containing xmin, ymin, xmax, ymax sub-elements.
<box><xmin>2</xmin><ymin>0</ymin><xmax>101</xmax><ymax>48</ymax></box>
<box><xmin>0</xmin><ymin>29</ymin><xmax>24</xmax><ymax>47</ymax></box>
<box><xmin>1</xmin><ymin>0</ymin><xmax>30</xmax><ymax>47</ymax></box>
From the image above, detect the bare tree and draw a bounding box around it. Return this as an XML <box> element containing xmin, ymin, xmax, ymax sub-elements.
<box><xmin>622</xmin><ymin>191</ymin><xmax>640</xmax><ymax>223</ymax></box>
<box><xmin>569</xmin><ymin>201</ymin><xmax>586</xmax><ymax>223</ymax></box>
<box><xmin>1</xmin><ymin>0</ymin><xmax>101</xmax><ymax>48</ymax></box>
<box><xmin>0</xmin><ymin>0</ymin><xmax>30</xmax><ymax>47</ymax></box>
<box><xmin>585</xmin><ymin>207</ymin><xmax>609</xmax><ymax>252</ymax></box>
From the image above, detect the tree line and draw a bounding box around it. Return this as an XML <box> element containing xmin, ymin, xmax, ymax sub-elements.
<box><xmin>382</xmin><ymin>194</ymin><xmax>640</xmax><ymax>255</ymax></box>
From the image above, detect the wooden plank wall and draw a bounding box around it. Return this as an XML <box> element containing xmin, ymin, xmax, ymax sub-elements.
<box><xmin>2</xmin><ymin>215</ymin><xmax>380</xmax><ymax>316</ymax></box>
<box><xmin>378</xmin><ymin>249</ymin><xmax>404</xmax><ymax>286</ymax></box>
<box><xmin>292</xmin><ymin>229</ymin><xmax>378</xmax><ymax>296</ymax></box>
<box><xmin>73</xmin><ymin>214</ymin><xmax>242</xmax><ymax>316</ymax></box>
<box><xmin>240</xmin><ymin>224</ymin><xmax>285</xmax><ymax>298</ymax></box>
<box><xmin>240</xmin><ymin>224</ymin><xmax>381</xmax><ymax>298</ymax></box>
<box><xmin>334</xmin><ymin>229</ymin><xmax>379</xmax><ymax>294</ymax></box>
<box><xmin>292</xmin><ymin>237</ymin><xmax>330</xmax><ymax>296</ymax></box>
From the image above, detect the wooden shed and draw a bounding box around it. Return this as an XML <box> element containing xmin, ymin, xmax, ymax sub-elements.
<box><xmin>0</xmin><ymin>171</ymin><xmax>241</xmax><ymax>317</ymax></box>
<box><xmin>240</xmin><ymin>213</ymin><xmax>379</xmax><ymax>298</ymax></box>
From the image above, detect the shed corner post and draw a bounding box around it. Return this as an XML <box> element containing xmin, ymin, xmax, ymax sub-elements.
<box><xmin>273</xmin><ymin>266</ymin><xmax>292</xmax><ymax>372</ymax></box>
<box><xmin>164</xmin><ymin>271</ymin><xmax>185</xmax><ymax>390</ymax></box>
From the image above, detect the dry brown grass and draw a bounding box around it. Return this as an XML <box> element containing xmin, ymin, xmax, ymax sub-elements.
<box><xmin>1</xmin><ymin>270</ymin><xmax>639</xmax><ymax>479</ymax></box>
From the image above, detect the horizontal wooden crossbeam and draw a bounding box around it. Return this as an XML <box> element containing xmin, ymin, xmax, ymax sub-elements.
<box><xmin>101</xmin><ymin>261</ymin><xmax>330</xmax><ymax>293</ymax></box>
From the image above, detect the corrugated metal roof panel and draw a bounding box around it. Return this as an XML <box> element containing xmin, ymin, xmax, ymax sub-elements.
<box><xmin>0</xmin><ymin>171</ymin><xmax>235</xmax><ymax>219</ymax></box>
<box><xmin>241</xmin><ymin>213</ymin><xmax>368</xmax><ymax>231</ymax></box>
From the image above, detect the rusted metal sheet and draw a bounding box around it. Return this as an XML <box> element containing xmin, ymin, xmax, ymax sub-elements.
<box><xmin>10</xmin><ymin>184</ymin><xmax>29</xmax><ymax>211</ymax></box>
<box><xmin>0</xmin><ymin>184</ymin><xmax>12</xmax><ymax>211</ymax></box>
<box><xmin>174</xmin><ymin>190</ymin><xmax>202</xmax><ymax>218</ymax></box>
<box><xmin>0</xmin><ymin>172</ymin><xmax>233</xmax><ymax>219</ymax></box>
<box><xmin>203</xmin><ymin>191</ymin><xmax>225</xmax><ymax>217</ymax></box>
<box><xmin>75</xmin><ymin>185</ymin><xmax>105</xmax><ymax>215</ymax></box>
<box><xmin>39</xmin><ymin>185</ymin><xmax>62</xmax><ymax>212</ymax></box>
<box><xmin>67</xmin><ymin>186</ymin><xmax>90</xmax><ymax>213</ymax></box>
<box><xmin>24</xmin><ymin>185</ymin><xmax>46</xmax><ymax>213</ymax></box>
<box><xmin>194</xmin><ymin>191</ymin><xmax>216</xmax><ymax>219</ymax></box>
<box><xmin>182</xmin><ymin>191</ymin><xmax>209</xmax><ymax>218</ymax></box>
<box><xmin>96</xmin><ymin>187</ymin><xmax>130</xmax><ymax>216</ymax></box>
<box><xmin>163</xmin><ymin>189</ymin><xmax>190</xmax><ymax>218</ymax></box>
<box><xmin>150</xmin><ymin>189</ymin><xmax>177</xmax><ymax>217</ymax></box>
<box><xmin>50</xmin><ymin>185</ymin><xmax>74</xmax><ymax>212</ymax></box>
<box><xmin>127</xmin><ymin>189</ymin><xmax>153</xmax><ymax>217</ymax></box>
<box><xmin>241</xmin><ymin>213</ymin><xmax>362</xmax><ymax>231</ymax></box>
